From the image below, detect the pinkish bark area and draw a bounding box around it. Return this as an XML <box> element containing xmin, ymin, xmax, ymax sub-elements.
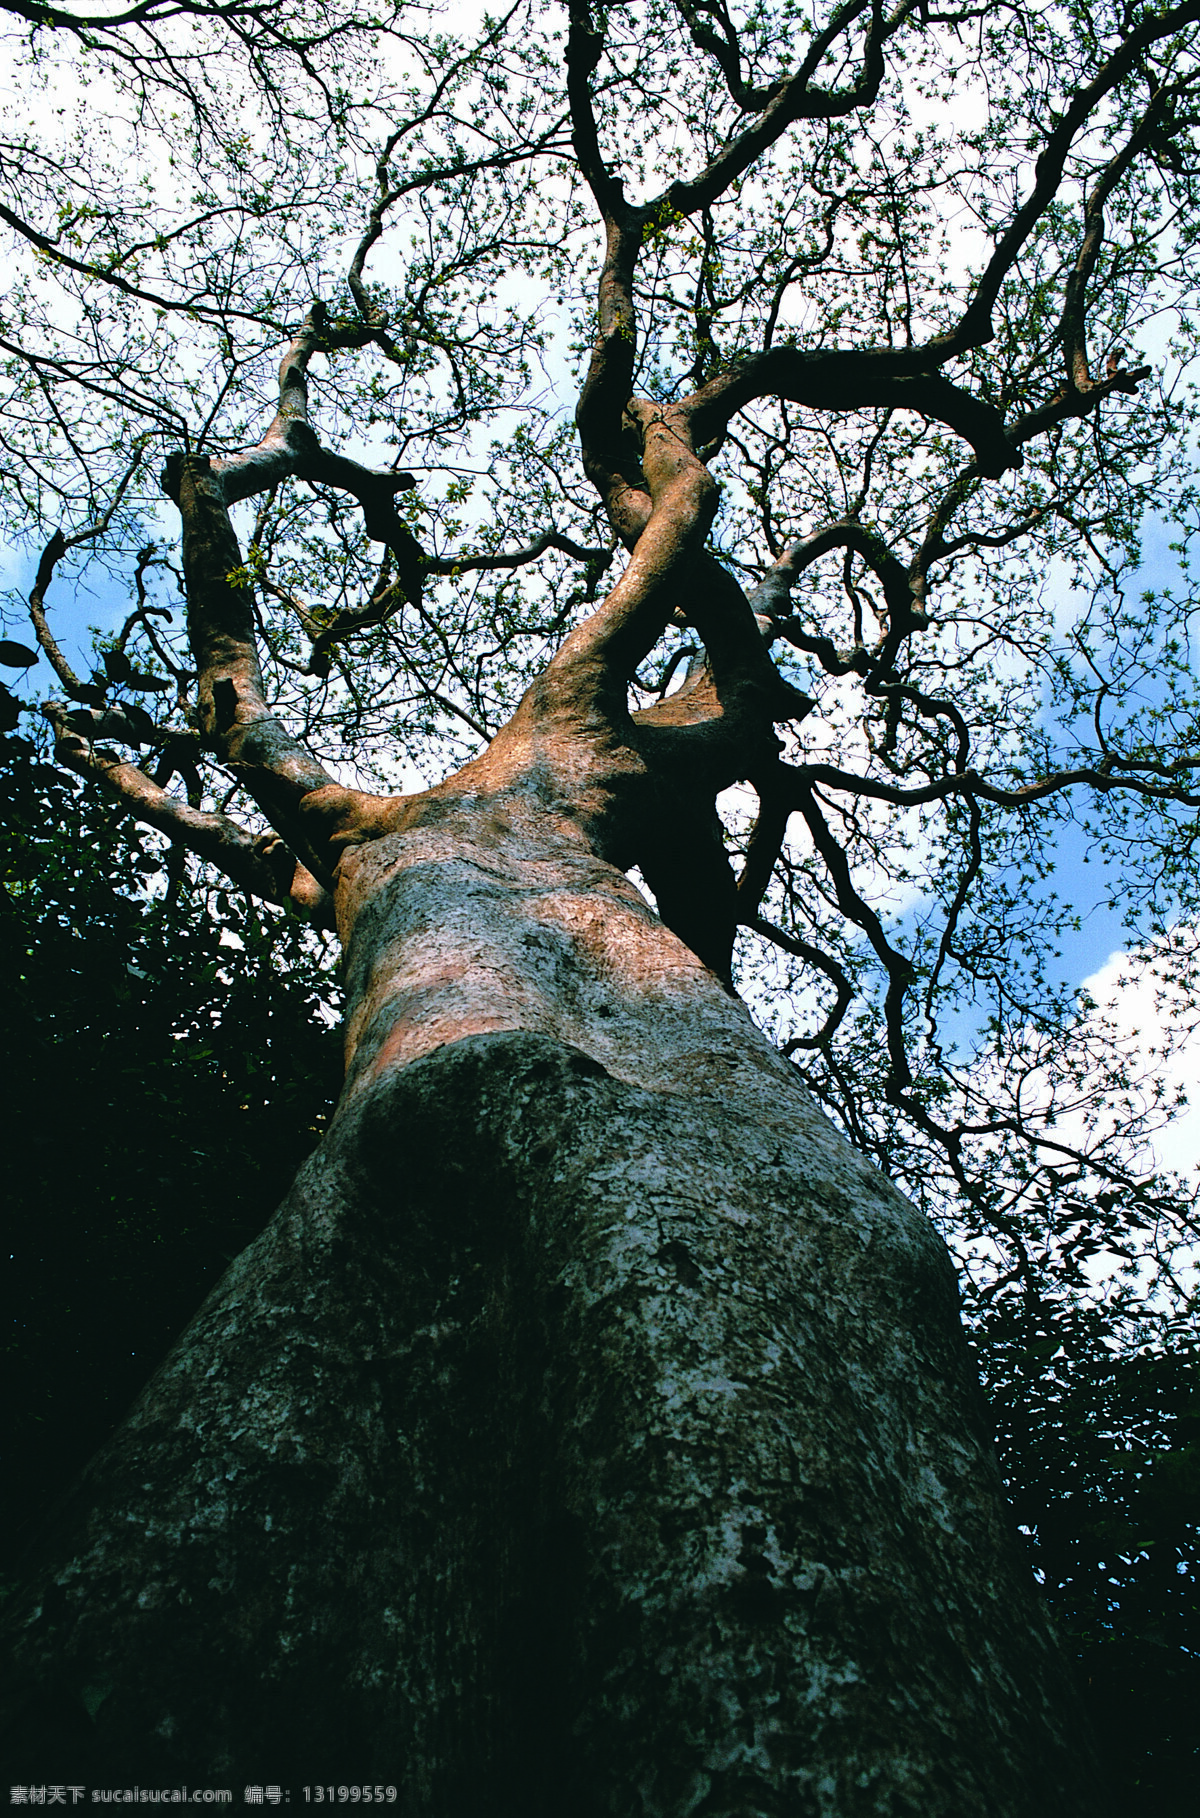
<box><xmin>3</xmin><ymin>388</ymin><xmax>1101</xmax><ymax>1810</ymax></box>
<box><xmin>0</xmin><ymin>829</ymin><xmax>1099</xmax><ymax>1810</ymax></box>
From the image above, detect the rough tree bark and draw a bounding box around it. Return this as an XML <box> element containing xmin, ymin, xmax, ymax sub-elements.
<box><xmin>3</xmin><ymin>404</ymin><xmax>1101</xmax><ymax>1813</ymax></box>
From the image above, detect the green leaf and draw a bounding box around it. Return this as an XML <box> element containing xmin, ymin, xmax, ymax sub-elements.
<box><xmin>0</xmin><ymin>641</ymin><xmax>38</xmax><ymax>669</ymax></box>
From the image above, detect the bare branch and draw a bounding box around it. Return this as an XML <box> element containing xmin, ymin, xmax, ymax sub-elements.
<box><xmin>781</xmin><ymin>757</ymin><xmax>1200</xmax><ymax>809</ymax></box>
<box><xmin>27</xmin><ymin>448</ymin><xmax>150</xmax><ymax>703</ymax></box>
<box><xmin>749</xmin><ymin>520</ymin><xmax>915</xmax><ymax>624</ymax></box>
<box><xmin>1008</xmin><ymin>361</ymin><xmax>1154</xmax><ymax>449</ymax></box>
<box><xmin>686</xmin><ymin>352</ymin><xmax>1021</xmax><ymax>476</ymax></box>
<box><xmin>792</xmin><ymin>778</ymin><xmax>916</xmax><ymax>1089</ymax></box>
<box><xmin>930</xmin><ymin>0</ymin><xmax>1200</xmax><ymax>357</ymax></box>
<box><xmin>747</xmin><ymin>917</ymin><xmax>855</xmax><ymax>1049</ymax></box>
<box><xmin>43</xmin><ymin>701</ymin><xmax>334</xmax><ymax>927</ymax></box>
<box><xmin>655</xmin><ymin>0</ymin><xmax>904</xmax><ymax>221</ymax></box>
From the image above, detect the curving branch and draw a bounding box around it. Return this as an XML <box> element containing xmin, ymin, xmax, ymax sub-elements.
<box><xmin>747</xmin><ymin>518</ymin><xmax>931</xmax><ymax>689</ymax></box>
<box><xmin>686</xmin><ymin>351</ymin><xmax>1021</xmax><ymax>477</ymax></box>
<box><xmin>540</xmin><ymin>400</ymin><xmax>807</xmax><ymax>761</ymax></box>
<box><xmin>929</xmin><ymin>0</ymin><xmax>1200</xmax><ymax>358</ymax></box>
<box><xmin>1007</xmin><ymin>360</ymin><xmax>1153</xmax><ymax>450</ymax></box>
<box><xmin>27</xmin><ymin>449</ymin><xmax>151</xmax><ymax>705</ymax></box>
<box><xmin>749</xmin><ymin>519</ymin><xmax>915</xmax><ymax>625</ymax></box>
<box><xmin>0</xmin><ymin>0</ymin><xmax>377</xmax><ymax>37</ymax></box>
<box><xmin>169</xmin><ymin>303</ymin><xmax>425</xmax><ymax>606</ymax></box>
<box><xmin>791</xmin><ymin>777</ymin><xmax>916</xmax><ymax>1090</ymax></box>
<box><xmin>566</xmin><ymin>2</ymin><xmax>657</xmax><ymax>538</ymax></box>
<box><xmin>748</xmin><ymin>917</ymin><xmax>855</xmax><ymax>1050</ymax></box>
<box><xmin>262</xmin><ymin>532</ymin><xmax>614</xmax><ymax>678</ymax></box>
<box><xmin>675</xmin><ymin>0</ymin><xmax>777</xmax><ymax>113</ymax></box>
<box><xmin>145</xmin><ymin>300</ymin><xmax>472</xmax><ymax>876</ymax></box>
<box><xmin>0</xmin><ymin>198</ymin><xmax>279</xmax><ymax>330</ymax></box>
<box><xmin>43</xmin><ymin>701</ymin><xmax>335</xmax><ymax>927</ymax></box>
<box><xmin>573</xmin><ymin>0</ymin><xmax>908</xmax><ymax>240</ymax></box>
<box><xmin>779</xmin><ymin>756</ymin><xmax>1200</xmax><ymax>810</ymax></box>
<box><xmin>165</xmin><ymin>451</ymin><xmax>339</xmax><ymax>826</ymax></box>
<box><xmin>567</xmin><ymin>2</ymin><xmax>1186</xmax><ymax>508</ymax></box>
<box><xmin>655</xmin><ymin>0</ymin><xmax>904</xmax><ymax>221</ymax></box>
<box><xmin>565</xmin><ymin>0</ymin><xmax>628</xmax><ymax>220</ymax></box>
<box><xmin>1060</xmin><ymin>98</ymin><xmax>1174</xmax><ymax>392</ymax></box>
<box><xmin>634</xmin><ymin>9</ymin><xmax>1197</xmax><ymax>509</ymax></box>
<box><xmin>539</xmin><ymin>399</ymin><xmax>719</xmax><ymax>707</ymax></box>
<box><xmin>425</xmin><ymin>530</ymin><xmax>616</xmax><ymax>580</ymax></box>
<box><xmin>671</xmin><ymin>552</ymin><xmax>814</xmax><ymax>722</ymax></box>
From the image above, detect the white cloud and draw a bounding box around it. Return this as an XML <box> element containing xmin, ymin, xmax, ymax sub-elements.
<box><xmin>1080</xmin><ymin>940</ymin><xmax>1200</xmax><ymax>1180</ymax></box>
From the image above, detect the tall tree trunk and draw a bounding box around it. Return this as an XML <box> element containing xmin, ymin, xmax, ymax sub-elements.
<box><xmin>4</xmin><ymin>782</ymin><xmax>1099</xmax><ymax>1814</ymax></box>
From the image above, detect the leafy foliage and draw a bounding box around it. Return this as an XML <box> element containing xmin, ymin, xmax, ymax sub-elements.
<box><xmin>0</xmin><ymin>727</ymin><xmax>342</xmax><ymax>1572</ymax></box>
<box><xmin>979</xmin><ymin>1300</ymin><xmax>1199</xmax><ymax>1809</ymax></box>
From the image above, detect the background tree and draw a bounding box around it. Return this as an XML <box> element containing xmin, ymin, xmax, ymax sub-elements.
<box><xmin>0</xmin><ymin>724</ymin><xmax>342</xmax><ymax>1577</ymax></box>
<box><xmin>1</xmin><ymin>0</ymin><xmax>1198</xmax><ymax>1807</ymax></box>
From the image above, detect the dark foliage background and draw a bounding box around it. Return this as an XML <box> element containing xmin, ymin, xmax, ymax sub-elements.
<box><xmin>973</xmin><ymin>1298</ymin><xmax>1198</xmax><ymax>1808</ymax></box>
<box><xmin>1</xmin><ymin>728</ymin><xmax>342</xmax><ymax>1575</ymax></box>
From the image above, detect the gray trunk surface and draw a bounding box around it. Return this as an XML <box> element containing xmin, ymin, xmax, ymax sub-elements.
<box><xmin>3</xmin><ymin>794</ymin><xmax>1101</xmax><ymax>1813</ymax></box>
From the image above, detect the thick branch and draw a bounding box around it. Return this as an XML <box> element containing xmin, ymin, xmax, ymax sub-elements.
<box><xmin>574</xmin><ymin>220</ymin><xmax>652</xmax><ymax>537</ymax></box>
<box><xmin>668</xmin><ymin>552</ymin><xmax>814</xmax><ymax>724</ymax></box>
<box><xmin>43</xmin><ymin>703</ymin><xmax>334</xmax><ymax>927</ymax></box>
<box><xmin>149</xmin><ymin>306</ymin><xmax>443</xmax><ymax>872</ymax></box>
<box><xmin>748</xmin><ymin>519</ymin><xmax>928</xmax><ymax>685</ymax></box>
<box><xmin>163</xmin><ymin>453</ymin><xmax>369</xmax><ymax>889</ymax></box>
<box><xmin>169</xmin><ymin>457</ymin><xmax>329</xmax><ymax>785</ymax></box>
<box><xmin>169</xmin><ymin>303</ymin><xmax>424</xmax><ymax>605</ymax></box>
<box><xmin>566</xmin><ymin>2</ymin><xmax>657</xmax><ymax>537</ymax></box>
<box><xmin>28</xmin><ymin>531</ymin><xmax>90</xmax><ymax>702</ymax></box>
<box><xmin>676</xmin><ymin>0</ymin><xmax>776</xmax><ymax>112</ymax></box>
<box><xmin>672</xmin><ymin>11</ymin><xmax>1197</xmax><ymax>484</ymax></box>
<box><xmin>686</xmin><ymin>353</ymin><xmax>1020</xmax><ymax>477</ymax></box>
<box><xmin>565</xmin><ymin>0</ymin><xmax>629</xmax><ymax>222</ymax></box>
<box><xmin>545</xmin><ymin>401</ymin><xmax>719</xmax><ymax>696</ymax></box>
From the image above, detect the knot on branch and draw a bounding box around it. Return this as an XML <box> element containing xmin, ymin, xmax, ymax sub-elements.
<box><xmin>281</xmin><ymin>418</ymin><xmax>321</xmax><ymax>455</ymax></box>
<box><xmin>160</xmin><ymin>450</ymin><xmax>211</xmax><ymax>503</ymax></box>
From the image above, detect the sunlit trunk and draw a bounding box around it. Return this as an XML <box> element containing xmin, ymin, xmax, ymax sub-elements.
<box><xmin>3</xmin><ymin>779</ymin><xmax>1099</xmax><ymax>1813</ymax></box>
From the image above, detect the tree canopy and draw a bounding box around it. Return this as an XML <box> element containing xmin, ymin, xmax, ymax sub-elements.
<box><xmin>1</xmin><ymin>0</ymin><xmax>1197</xmax><ymax>1799</ymax></box>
